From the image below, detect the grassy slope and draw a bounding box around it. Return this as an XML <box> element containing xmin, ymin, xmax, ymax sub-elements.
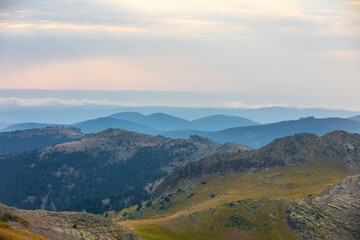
<box><xmin>115</xmin><ymin>161</ymin><xmax>350</xmax><ymax>240</ymax></box>
<box><xmin>0</xmin><ymin>222</ymin><xmax>47</xmax><ymax>240</ymax></box>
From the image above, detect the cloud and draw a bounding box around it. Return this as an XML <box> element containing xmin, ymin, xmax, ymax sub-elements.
<box><xmin>1</xmin><ymin>96</ymin><xmax>359</xmax><ymax>111</ymax></box>
<box><xmin>0</xmin><ymin>22</ymin><xmax>146</xmax><ymax>33</ymax></box>
<box><xmin>315</xmin><ymin>50</ymin><xmax>360</xmax><ymax>60</ymax></box>
<box><xmin>0</xmin><ymin>0</ymin><xmax>359</xmax><ymax>111</ymax></box>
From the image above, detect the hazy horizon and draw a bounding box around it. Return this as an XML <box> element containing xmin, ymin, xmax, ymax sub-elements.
<box><xmin>1</xmin><ymin>0</ymin><xmax>359</xmax><ymax>111</ymax></box>
<box><xmin>0</xmin><ymin>89</ymin><xmax>360</xmax><ymax>112</ymax></box>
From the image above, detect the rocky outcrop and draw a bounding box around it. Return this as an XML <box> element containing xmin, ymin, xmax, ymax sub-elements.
<box><xmin>153</xmin><ymin>131</ymin><xmax>360</xmax><ymax>199</ymax></box>
<box><xmin>0</xmin><ymin>203</ymin><xmax>139</xmax><ymax>240</ymax></box>
<box><xmin>287</xmin><ymin>174</ymin><xmax>360</xmax><ymax>240</ymax></box>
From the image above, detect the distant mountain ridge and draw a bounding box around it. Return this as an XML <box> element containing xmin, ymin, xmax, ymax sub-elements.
<box><xmin>73</xmin><ymin>117</ymin><xmax>156</xmax><ymax>134</ymax></box>
<box><xmin>349</xmin><ymin>115</ymin><xmax>360</xmax><ymax>121</ymax></box>
<box><xmin>3</xmin><ymin>116</ymin><xmax>360</xmax><ymax>154</ymax></box>
<box><xmin>0</xmin><ymin>127</ymin><xmax>84</xmax><ymax>156</ymax></box>
<box><xmin>162</xmin><ymin>117</ymin><xmax>360</xmax><ymax>148</ymax></box>
<box><xmin>1</xmin><ymin>122</ymin><xmax>61</xmax><ymax>132</ymax></box>
<box><xmin>110</xmin><ymin>112</ymin><xmax>259</xmax><ymax>131</ymax></box>
<box><xmin>2</xmin><ymin>112</ymin><xmax>259</xmax><ymax>134</ymax></box>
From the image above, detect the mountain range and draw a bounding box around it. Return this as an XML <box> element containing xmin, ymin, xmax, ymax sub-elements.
<box><xmin>115</xmin><ymin>131</ymin><xmax>360</xmax><ymax>240</ymax></box>
<box><xmin>0</xmin><ymin>129</ymin><xmax>249</xmax><ymax>213</ymax></box>
<box><xmin>110</xmin><ymin>112</ymin><xmax>259</xmax><ymax>131</ymax></box>
<box><xmin>1</xmin><ymin>112</ymin><xmax>259</xmax><ymax>133</ymax></box>
<box><xmin>73</xmin><ymin>117</ymin><xmax>157</xmax><ymax>134</ymax></box>
<box><xmin>154</xmin><ymin>130</ymin><xmax>360</xmax><ymax>197</ymax></box>
<box><xmin>2</xmin><ymin>113</ymin><xmax>360</xmax><ymax>150</ymax></box>
<box><xmin>1</xmin><ymin>109</ymin><xmax>360</xmax><ymax>239</ymax></box>
<box><xmin>162</xmin><ymin>117</ymin><xmax>360</xmax><ymax>148</ymax></box>
<box><xmin>1</xmin><ymin>103</ymin><xmax>360</xmax><ymax>124</ymax></box>
<box><xmin>0</xmin><ymin>130</ymin><xmax>359</xmax><ymax>239</ymax></box>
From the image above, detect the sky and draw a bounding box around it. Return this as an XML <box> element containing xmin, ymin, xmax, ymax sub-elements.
<box><xmin>0</xmin><ymin>0</ymin><xmax>359</xmax><ymax>110</ymax></box>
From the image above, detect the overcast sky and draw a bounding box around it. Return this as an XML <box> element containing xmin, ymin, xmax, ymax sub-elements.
<box><xmin>0</xmin><ymin>0</ymin><xmax>359</xmax><ymax>110</ymax></box>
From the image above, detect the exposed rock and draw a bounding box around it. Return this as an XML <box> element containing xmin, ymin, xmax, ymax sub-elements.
<box><xmin>286</xmin><ymin>174</ymin><xmax>360</xmax><ymax>240</ymax></box>
<box><xmin>153</xmin><ymin>131</ymin><xmax>360</xmax><ymax>199</ymax></box>
<box><xmin>0</xmin><ymin>203</ymin><xmax>139</xmax><ymax>240</ymax></box>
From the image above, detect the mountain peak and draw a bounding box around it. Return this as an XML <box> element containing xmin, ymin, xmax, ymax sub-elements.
<box><xmin>153</xmin><ymin>131</ymin><xmax>360</xmax><ymax>198</ymax></box>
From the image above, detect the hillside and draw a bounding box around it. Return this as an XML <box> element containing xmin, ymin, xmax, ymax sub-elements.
<box><xmin>0</xmin><ymin>122</ymin><xmax>11</xmax><ymax>130</ymax></box>
<box><xmin>116</xmin><ymin>173</ymin><xmax>359</xmax><ymax>240</ymax></box>
<box><xmin>154</xmin><ymin>131</ymin><xmax>360</xmax><ymax>196</ymax></box>
<box><xmin>0</xmin><ymin>127</ymin><xmax>84</xmax><ymax>156</ymax></box>
<box><xmin>114</xmin><ymin>131</ymin><xmax>360</xmax><ymax>240</ymax></box>
<box><xmin>0</xmin><ymin>129</ymin><xmax>249</xmax><ymax>214</ymax></box>
<box><xmin>1</xmin><ymin>123</ymin><xmax>61</xmax><ymax>132</ymax></box>
<box><xmin>162</xmin><ymin>117</ymin><xmax>360</xmax><ymax>148</ymax></box>
<box><xmin>349</xmin><ymin>115</ymin><xmax>360</xmax><ymax>121</ymax></box>
<box><xmin>0</xmin><ymin>203</ymin><xmax>138</xmax><ymax>240</ymax></box>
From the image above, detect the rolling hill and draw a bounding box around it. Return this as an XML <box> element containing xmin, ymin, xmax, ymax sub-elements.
<box><xmin>1</xmin><ymin>122</ymin><xmax>61</xmax><ymax>132</ymax></box>
<box><xmin>110</xmin><ymin>112</ymin><xmax>259</xmax><ymax>131</ymax></box>
<box><xmin>162</xmin><ymin>117</ymin><xmax>360</xmax><ymax>148</ymax></box>
<box><xmin>0</xmin><ymin>127</ymin><xmax>84</xmax><ymax>156</ymax></box>
<box><xmin>110</xmin><ymin>112</ymin><xmax>190</xmax><ymax>131</ymax></box>
<box><xmin>189</xmin><ymin>114</ymin><xmax>259</xmax><ymax>131</ymax></box>
<box><xmin>0</xmin><ymin>129</ymin><xmax>249</xmax><ymax>214</ymax></box>
<box><xmin>73</xmin><ymin>117</ymin><xmax>156</xmax><ymax>134</ymax></box>
<box><xmin>2</xmin><ymin>112</ymin><xmax>259</xmax><ymax>134</ymax></box>
<box><xmin>114</xmin><ymin>131</ymin><xmax>360</xmax><ymax>240</ymax></box>
<box><xmin>349</xmin><ymin>115</ymin><xmax>360</xmax><ymax>121</ymax></box>
<box><xmin>0</xmin><ymin>122</ymin><xmax>11</xmax><ymax>130</ymax></box>
<box><xmin>0</xmin><ymin>203</ymin><xmax>138</xmax><ymax>240</ymax></box>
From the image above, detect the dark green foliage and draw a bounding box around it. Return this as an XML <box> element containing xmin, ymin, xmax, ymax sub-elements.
<box><xmin>187</xmin><ymin>193</ymin><xmax>194</xmax><ymax>199</ymax></box>
<box><xmin>0</xmin><ymin>127</ymin><xmax>82</xmax><ymax>156</ymax></box>
<box><xmin>136</xmin><ymin>204</ymin><xmax>142</xmax><ymax>211</ymax></box>
<box><xmin>0</xmin><ymin>135</ymin><xmax>209</xmax><ymax>214</ymax></box>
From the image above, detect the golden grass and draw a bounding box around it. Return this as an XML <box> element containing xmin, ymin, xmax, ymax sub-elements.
<box><xmin>0</xmin><ymin>222</ymin><xmax>48</xmax><ymax>240</ymax></box>
<box><xmin>117</xmin><ymin>161</ymin><xmax>351</xmax><ymax>239</ymax></box>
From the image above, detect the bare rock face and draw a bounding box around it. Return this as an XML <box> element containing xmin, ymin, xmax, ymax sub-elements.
<box><xmin>320</xmin><ymin>131</ymin><xmax>360</xmax><ymax>173</ymax></box>
<box><xmin>287</xmin><ymin>174</ymin><xmax>360</xmax><ymax>240</ymax></box>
